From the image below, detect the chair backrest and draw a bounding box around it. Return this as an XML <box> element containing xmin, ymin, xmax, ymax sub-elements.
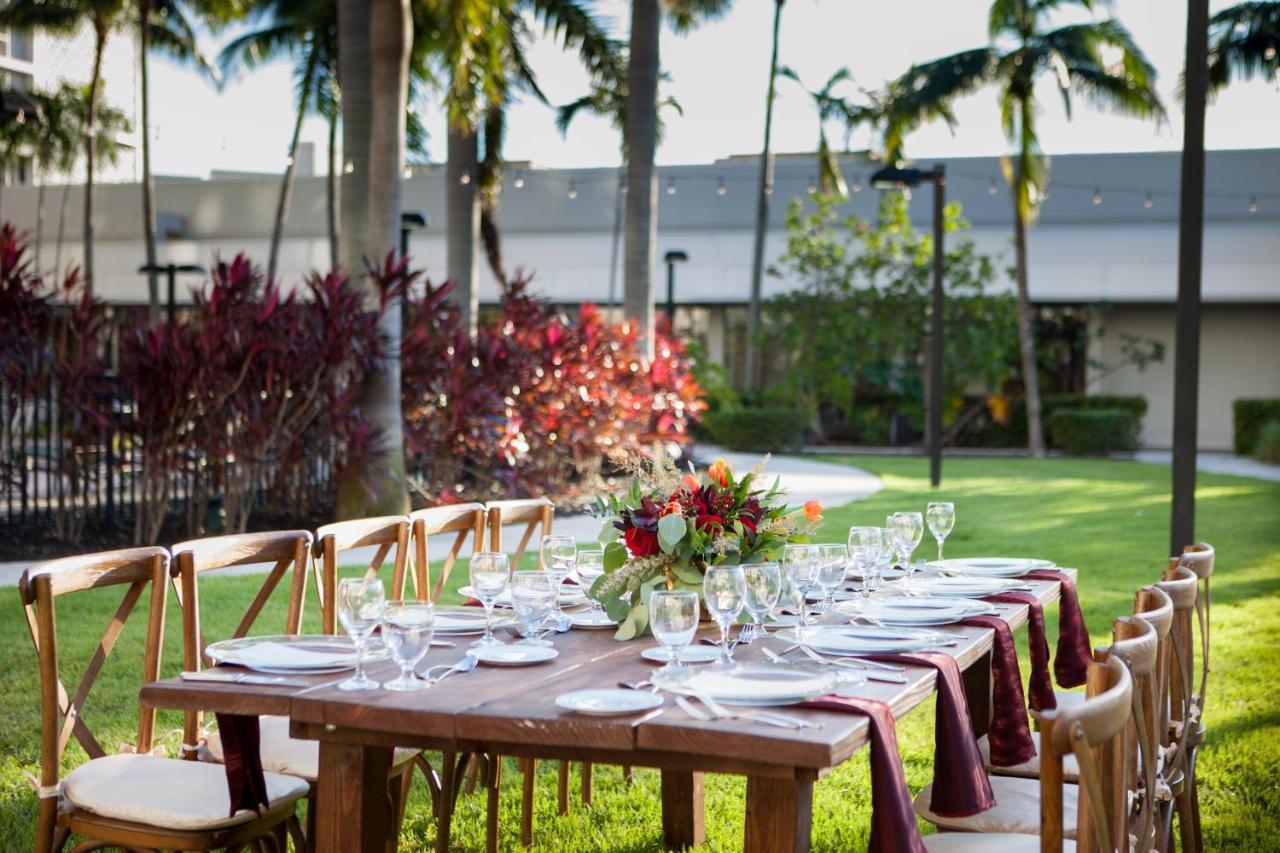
<box><xmin>19</xmin><ymin>546</ymin><xmax>170</xmax><ymax>838</ymax></box>
<box><xmin>1133</xmin><ymin>584</ymin><xmax>1174</xmax><ymax>771</ymax></box>
<box><xmin>1155</xmin><ymin>565</ymin><xmax>1198</xmax><ymax>772</ymax></box>
<box><xmin>408</xmin><ymin>503</ymin><xmax>485</xmax><ymax>602</ymax></box>
<box><xmin>485</xmin><ymin>498</ymin><xmax>553</xmax><ymax>568</ymax></box>
<box><xmin>1036</xmin><ymin>657</ymin><xmax>1133</xmax><ymax>853</ymax></box>
<box><xmin>1104</xmin><ymin>614</ymin><xmax>1161</xmax><ymax>853</ymax></box>
<box><xmin>1178</xmin><ymin>542</ymin><xmax>1213</xmax><ymax>710</ymax></box>
<box><xmin>315</xmin><ymin>515</ymin><xmax>412</xmax><ymax>634</ymax></box>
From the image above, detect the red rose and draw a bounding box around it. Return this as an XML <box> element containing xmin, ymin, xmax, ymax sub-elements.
<box><xmin>696</xmin><ymin>513</ymin><xmax>723</xmax><ymax>531</ymax></box>
<box><xmin>624</xmin><ymin>527</ymin><xmax>660</xmax><ymax>557</ymax></box>
<box><xmin>740</xmin><ymin>517</ymin><xmax>757</xmax><ymax>534</ymax></box>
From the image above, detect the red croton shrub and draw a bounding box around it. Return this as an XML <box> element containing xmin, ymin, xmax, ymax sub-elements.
<box><xmin>400</xmin><ymin>271</ymin><xmax>705</xmax><ymax>504</ymax></box>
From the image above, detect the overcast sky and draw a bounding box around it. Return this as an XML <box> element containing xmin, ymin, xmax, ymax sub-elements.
<box><xmin>149</xmin><ymin>0</ymin><xmax>1279</xmax><ymax>179</ymax></box>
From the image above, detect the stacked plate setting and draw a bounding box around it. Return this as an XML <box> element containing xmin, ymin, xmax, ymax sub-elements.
<box><xmin>433</xmin><ymin>606</ymin><xmax>510</xmax><ymax>637</ymax></box>
<box><xmin>777</xmin><ymin>624</ymin><xmax>948</xmax><ymax>654</ymax></box>
<box><xmin>925</xmin><ymin>557</ymin><xmax>1055</xmax><ymax>578</ymax></box>
<box><xmin>833</xmin><ymin>596</ymin><xmax>992</xmax><ymax>626</ymax></box>
<box><xmin>204</xmin><ymin>635</ymin><xmax>390</xmax><ymax>675</ymax></box>
<box><xmin>652</xmin><ymin>663</ymin><xmax>849</xmax><ymax>707</ymax></box>
<box><xmin>458</xmin><ymin>585</ymin><xmax>588</xmax><ymax>609</ymax></box>
<box><xmin>897</xmin><ymin>575</ymin><xmax>1032</xmax><ymax>598</ymax></box>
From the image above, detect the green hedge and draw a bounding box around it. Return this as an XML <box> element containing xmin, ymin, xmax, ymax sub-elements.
<box><xmin>1044</xmin><ymin>394</ymin><xmax>1148</xmax><ymax>419</ymax></box>
<box><xmin>702</xmin><ymin>407</ymin><xmax>806</xmax><ymax>453</ymax></box>
<box><xmin>1234</xmin><ymin>399</ymin><xmax>1280</xmax><ymax>455</ymax></box>
<box><xmin>1254</xmin><ymin>420</ymin><xmax>1280</xmax><ymax>464</ymax></box>
<box><xmin>952</xmin><ymin>394</ymin><xmax>1147</xmax><ymax>450</ymax></box>
<box><xmin>1047</xmin><ymin>408</ymin><xmax>1140</xmax><ymax>455</ymax></box>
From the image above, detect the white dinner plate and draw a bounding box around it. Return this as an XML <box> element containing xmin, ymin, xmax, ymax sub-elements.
<box><xmin>898</xmin><ymin>576</ymin><xmax>1027</xmax><ymax>597</ymax></box>
<box><xmin>652</xmin><ymin>663</ymin><xmax>840</xmax><ymax>707</ymax></box>
<box><xmin>805</xmin><ymin>588</ymin><xmax>859</xmax><ymax>603</ymax></box>
<box><xmin>556</xmin><ymin>689</ymin><xmax>663</xmax><ymax>716</ymax></box>
<box><xmin>640</xmin><ymin>645</ymin><xmax>722</xmax><ymax>664</ymax></box>
<box><xmin>433</xmin><ymin>606</ymin><xmax>510</xmax><ymax>635</ymax></box>
<box><xmin>780</xmin><ymin>625</ymin><xmax>944</xmax><ymax>654</ymax></box>
<box><xmin>472</xmin><ymin>645</ymin><xmax>560</xmax><ymax>666</ymax></box>
<box><xmin>927</xmin><ymin>557</ymin><xmax>1040</xmax><ymax>578</ymax></box>
<box><xmin>846</xmin><ymin>566</ymin><xmax>907</xmax><ymax>581</ymax></box>
<box><xmin>205</xmin><ymin>635</ymin><xmax>390</xmax><ymax>674</ymax></box>
<box><xmin>459</xmin><ymin>585</ymin><xmax>587</xmax><ymax>608</ymax></box>
<box><xmin>569</xmin><ymin>610</ymin><xmax>617</xmax><ymax>628</ymax></box>
<box><xmin>835</xmin><ymin>596</ymin><xmax>977</xmax><ymax>626</ymax></box>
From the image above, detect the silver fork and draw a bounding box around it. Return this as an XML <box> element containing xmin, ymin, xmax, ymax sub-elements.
<box><xmin>692</xmin><ymin>695</ymin><xmax>816</xmax><ymax>730</ymax></box>
<box><xmin>779</xmin><ymin>643</ymin><xmax>907</xmax><ymax>673</ymax></box>
<box><xmin>762</xmin><ymin>647</ymin><xmax>908</xmax><ymax>685</ymax></box>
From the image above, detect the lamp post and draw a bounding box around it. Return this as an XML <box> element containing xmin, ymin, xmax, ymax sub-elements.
<box><xmin>871</xmin><ymin>164</ymin><xmax>946</xmax><ymax>487</ymax></box>
<box><xmin>137</xmin><ymin>263</ymin><xmax>205</xmax><ymax>325</ymax></box>
<box><xmin>663</xmin><ymin>250</ymin><xmax>688</xmax><ymax>327</ymax></box>
<box><xmin>400</xmin><ymin>211</ymin><xmax>428</xmax><ymax>258</ymax></box>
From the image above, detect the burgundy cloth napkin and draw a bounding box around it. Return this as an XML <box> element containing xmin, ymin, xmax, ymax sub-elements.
<box><xmin>866</xmin><ymin>651</ymin><xmax>995</xmax><ymax>817</ymax></box>
<box><xmin>984</xmin><ymin>591</ymin><xmax>1056</xmax><ymax>711</ymax></box>
<box><xmin>957</xmin><ymin>614</ymin><xmax>1035</xmax><ymax>767</ymax></box>
<box><xmin>213</xmin><ymin>713</ymin><xmax>269</xmax><ymax>817</ymax></box>
<box><xmin>1022</xmin><ymin>569</ymin><xmax>1093</xmax><ymax>689</ymax></box>
<box><xmin>800</xmin><ymin>695</ymin><xmax>926</xmax><ymax>853</ymax></box>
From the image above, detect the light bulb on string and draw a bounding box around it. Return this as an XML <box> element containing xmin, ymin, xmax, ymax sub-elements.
<box><xmin>567</xmin><ymin>181</ymin><xmax>578</xmax><ymax>199</ymax></box>
<box><xmin>459</xmin><ymin>172</ymin><xmax>471</xmax><ymax>185</ymax></box>
<box><xmin>1248</xmin><ymin>195</ymin><xmax>1259</xmax><ymax>214</ymax></box>
<box><xmin>716</xmin><ymin>177</ymin><xmax>727</xmax><ymax>196</ymax></box>
<box><xmin>513</xmin><ymin>171</ymin><xmax>525</xmax><ymax>188</ymax></box>
<box><xmin>666</xmin><ymin>177</ymin><xmax>677</xmax><ymax>195</ymax></box>
<box><xmin>807</xmin><ymin>175</ymin><xmax>819</xmax><ymax>194</ymax></box>
<box><xmin>343</xmin><ymin>160</ymin><xmax>354</xmax><ymax>174</ymax></box>
<box><xmin>1144</xmin><ymin>191</ymin><xmax>1154</xmax><ymax>209</ymax></box>
<box><xmin>763</xmin><ymin>182</ymin><xmax>774</xmax><ymax>196</ymax></box>
<box><xmin>851</xmin><ymin>175</ymin><xmax>862</xmax><ymax>193</ymax></box>
<box><xmin>403</xmin><ymin>166</ymin><xmax>412</xmax><ymax>179</ymax></box>
<box><xmin>987</xmin><ymin>177</ymin><xmax>998</xmax><ymax>194</ymax></box>
<box><xmin>1092</xmin><ymin>187</ymin><xmax>1102</xmax><ymax>205</ymax></box>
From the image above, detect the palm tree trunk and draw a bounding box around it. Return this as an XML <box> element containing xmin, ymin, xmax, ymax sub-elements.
<box><xmin>140</xmin><ymin>1</ymin><xmax>159</xmax><ymax>323</ymax></box>
<box><xmin>745</xmin><ymin>0</ymin><xmax>785</xmax><ymax>390</ymax></box>
<box><xmin>623</xmin><ymin>0</ymin><xmax>660</xmax><ymax>358</ymax></box>
<box><xmin>269</xmin><ymin>45</ymin><xmax>319</xmax><ymax>284</ymax></box>
<box><xmin>607</xmin><ymin>165</ymin><xmax>624</xmax><ymax>309</ymax></box>
<box><xmin>55</xmin><ymin>183</ymin><xmax>70</xmax><ymax>277</ymax></box>
<box><xmin>83</xmin><ymin>24</ymin><xmax>106</xmax><ymax>294</ymax></box>
<box><xmin>478</xmin><ymin>102</ymin><xmax>507</xmax><ymax>287</ymax></box>
<box><xmin>337</xmin><ymin>0</ymin><xmax>372</xmax><ymax>277</ymax></box>
<box><xmin>1012</xmin><ymin>155</ymin><xmax>1046</xmax><ymax>457</ymax></box>
<box><xmin>327</xmin><ymin>103</ymin><xmax>339</xmax><ymax>271</ymax></box>
<box><xmin>446</xmin><ymin>123</ymin><xmax>479</xmax><ymax>334</ymax></box>
<box><xmin>35</xmin><ymin>179</ymin><xmax>45</xmax><ymax>272</ymax></box>
<box><xmin>336</xmin><ymin>0</ymin><xmax>410</xmax><ymax>518</ymax></box>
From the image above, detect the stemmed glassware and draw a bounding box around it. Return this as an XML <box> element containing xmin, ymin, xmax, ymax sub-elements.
<box><xmin>650</xmin><ymin>589</ymin><xmax>700</xmax><ymax>675</ymax></box>
<box><xmin>926</xmin><ymin>502</ymin><xmax>956</xmax><ymax>561</ymax></box>
<box><xmin>814</xmin><ymin>544</ymin><xmax>848</xmax><ymax>614</ymax></box>
<box><xmin>740</xmin><ymin>561</ymin><xmax>783</xmax><ymax>644</ymax></box>
<box><xmin>382</xmin><ymin>601</ymin><xmax>435</xmax><ymax>691</ymax></box>
<box><xmin>539</xmin><ymin>535</ymin><xmax>576</xmax><ymax>630</ymax></box>
<box><xmin>702</xmin><ymin>564</ymin><xmax>746</xmax><ymax>669</ymax></box>
<box><xmin>336</xmin><ymin>578</ymin><xmax>385</xmax><ymax>692</ymax></box>
<box><xmin>573</xmin><ymin>548</ymin><xmax>611</xmax><ymax>625</ymax></box>
<box><xmin>469</xmin><ymin>551</ymin><xmax>510</xmax><ymax>647</ymax></box>
<box><xmin>890</xmin><ymin>511</ymin><xmax>925</xmax><ymax>576</ymax></box>
<box><xmin>846</xmin><ymin>527</ymin><xmax>883</xmax><ymax>607</ymax></box>
<box><xmin>510</xmin><ymin>570</ymin><xmax>556</xmax><ymax>646</ymax></box>
<box><xmin>782</xmin><ymin>544</ymin><xmax>818</xmax><ymax>639</ymax></box>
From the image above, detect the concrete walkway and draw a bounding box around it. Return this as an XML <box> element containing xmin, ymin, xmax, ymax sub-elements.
<box><xmin>0</xmin><ymin>450</ymin><xmax>882</xmax><ymax>585</ymax></box>
<box><xmin>1132</xmin><ymin>450</ymin><xmax>1280</xmax><ymax>483</ymax></box>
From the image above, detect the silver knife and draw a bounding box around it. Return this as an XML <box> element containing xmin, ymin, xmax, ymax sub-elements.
<box><xmin>181</xmin><ymin>670</ymin><xmax>310</xmax><ymax>688</ymax></box>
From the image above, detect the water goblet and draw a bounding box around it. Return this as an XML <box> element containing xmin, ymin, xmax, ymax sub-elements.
<box><xmin>382</xmin><ymin>601</ymin><xmax>435</xmax><ymax>692</ymax></box>
<box><xmin>703</xmin><ymin>564</ymin><xmax>746</xmax><ymax>669</ymax></box>
<box><xmin>510</xmin><ymin>570</ymin><xmax>556</xmax><ymax>646</ymax></box>
<box><xmin>540</xmin><ymin>535</ymin><xmax>576</xmax><ymax>630</ymax></box>
<box><xmin>890</xmin><ymin>511</ymin><xmax>925</xmax><ymax>576</ymax></box>
<box><xmin>846</xmin><ymin>527</ymin><xmax>883</xmax><ymax>607</ymax></box>
<box><xmin>782</xmin><ymin>544</ymin><xmax>818</xmax><ymax>639</ymax></box>
<box><xmin>336</xmin><ymin>578</ymin><xmax>385</xmax><ymax>691</ymax></box>
<box><xmin>650</xmin><ymin>589</ymin><xmax>700</xmax><ymax>675</ymax></box>
<box><xmin>815</xmin><ymin>544</ymin><xmax>848</xmax><ymax>614</ymax></box>
<box><xmin>740</xmin><ymin>561</ymin><xmax>783</xmax><ymax>643</ymax></box>
<box><xmin>469</xmin><ymin>551</ymin><xmax>510</xmax><ymax>647</ymax></box>
<box><xmin>926</xmin><ymin>501</ymin><xmax>956</xmax><ymax>561</ymax></box>
<box><xmin>574</xmin><ymin>548</ymin><xmax>609</xmax><ymax>623</ymax></box>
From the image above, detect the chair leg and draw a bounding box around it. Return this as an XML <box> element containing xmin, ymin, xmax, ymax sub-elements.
<box><xmin>1183</xmin><ymin>749</ymin><xmax>1204</xmax><ymax>853</ymax></box>
<box><xmin>1176</xmin><ymin>778</ymin><xmax>1199</xmax><ymax>853</ymax></box>
<box><xmin>581</xmin><ymin>761</ymin><xmax>593</xmax><ymax>806</ymax></box>
<box><xmin>465</xmin><ymin>751</ymin><xmax>483</xmax><ymax>795</ymax></box>
<box><xmin>520</xmin><ymin>758</ymin><xmax>537</xmax><ymax>846</ymax></box>
<box><xmin>304</xmin><ymin>788</ymin><xmax>318</xmax><ymax>853</ymax></box>
<box><xmin>557</xmin><ymin>761</ymin><xmax>570</xmax><ymax>815</ymax></box>
<box><xmin>287</xmin><ymin>814</ymin><xmax>307</xmax><ymax>852</ymax></box>
<box><xmin>622</xmin><ymin>764</ymin><xmax>633</xmax><ymax>785</ymax></box>
<box><xmin>486</xmin><ymin>754</ymin><xmax>501</xmax><ymax>853</ymax></box>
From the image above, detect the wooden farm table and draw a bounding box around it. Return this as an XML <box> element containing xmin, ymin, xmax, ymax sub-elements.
<box><xmin>141</xmin><ymin>571</ymin><xmax>1071</xmax><ymax>852</ymax></box>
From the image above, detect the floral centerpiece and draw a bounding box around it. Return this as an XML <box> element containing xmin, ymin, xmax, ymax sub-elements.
<box><xmin>591</xmin><ymin>453</ymin><xmax>823</xmax><ymax>640</ymax></box>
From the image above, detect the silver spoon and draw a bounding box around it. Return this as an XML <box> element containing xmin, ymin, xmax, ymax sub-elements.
<box><xmin>426</xmin><ymin>653</ymin><xmax>478</xmax><ymax>685</ymax></box>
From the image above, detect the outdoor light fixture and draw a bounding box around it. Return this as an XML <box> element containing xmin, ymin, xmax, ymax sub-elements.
<box><xmin>851</xmin><ymin>175</ymin><xmax>863</xmax><ymax>193</ymax></box>
<box><xmin>663</xmin><ymin>250</ymin><xmax>689</xmax><ymax>323</ymax></box>
<box><xmin>513</xmin><ymin>171</ymin><xmax>525</xmax><ymax>188</ymax></box>
<box><xmin>459</xmin><ymin>172</ymin><xmax>471</xmax><ymax>185</ymax></box>
<box><xmin>343</xmin><ymin>160</ymin><xmax>354</xmax><ymax>174</ymax></box>
<box><xmin>1248</xmin><ymin>195</ymin><xmax>1259</xmax><ymax>213</ymax></box>
<box><xmin>1144</xmin><ymin>191</ymin><xmax>1154</xmax><ymax>209</ymax></box>
<box><xmin>987</xmin><ymin>177</ymin><xmax>998</xmax><ymax>194</ymax></box>
<box><xmin>716</xmin><ymin>177</ymin><xmax>727</xmax><ymax>196</ymax></box>
<box><xmin>138</xmin><ymin>263</ymin><xmax>206</xmax><ymax>325</ymax></box>
<box><xmin>807</xmin><ymin>175</ymin><xmax>818</xmax><ymax>194</ymax></box>
<box><xmin>400</xmin><ymin>211</ymin><xmax>428</xmax><ymax>257</ymax></box>
<box><xmin>870</xmin><ymin>163</ymin><xmax>948</xmax><ymax>487</ymax></box>
<box><xmin>667</xmin><ymin>177</ymin><xmax>677</xmax><ymax>195</ymax></box>
<box><xmin>1093</xmin><ymin>187</ymin><xmax>1103</xmax><ymax>205</ymax></box>
<box><xmin>567</xmin><ymin>181</ymin><xmax>578</xmax><ymax>199</ymax></box>
<box><xmin>402</xmin><ymin>166</ymin><xmax>413</xmax><ymax>179</ymax></box>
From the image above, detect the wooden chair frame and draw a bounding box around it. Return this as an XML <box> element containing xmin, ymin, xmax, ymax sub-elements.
<box><xmin>484</xmin><ymin>498</ymin><xmax>553</xmax><ymax>568</ymax></box>
<box><xmin>315</xmin><ymin>515</ymin><xmax>414</xmax><ymax>634</ymax></box>
<box><xmin>409</xmin><ymin>503</ymin><xmax>485</xmax><ymax>603</ymax></box>
<box><xmin>20</xmin><ymin>546</ymin><xmax>301</xmax><ymax>852</ymax></box>
<box><xmin>1157</xmin><ymin>563</ymin><xmax>1203</xmax><ymax>853</ymax></box>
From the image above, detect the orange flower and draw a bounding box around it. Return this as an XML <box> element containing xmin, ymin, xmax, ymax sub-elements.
<box><xmin>803</xmin><ymin>500</ymin><xmax>823</xmax><ymax>523</ymax></box>
<box><xmin>682</xmin><ymin>473</ymin><xmax>700</xmax><ymax>492</ymax></box>
<box><xmin>708</xmin><ymin>458</ymin><xmax>732</xmax><ymax>488</ymax></box>
<box><xmin>661</xmin><ymin>500</ymin><xmax>684</xmax><ymax>517</ymax></box>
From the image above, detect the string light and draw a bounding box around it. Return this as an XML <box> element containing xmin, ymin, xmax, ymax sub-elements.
<box><xmin>403</xmin><ymin>166</ymin><xmax>413</xmax><ymax>179</ymax></box>
<box><xmin>1144</xmin><ymin>191</ymin><xmax>1154</xmax><ymax>209</ymax></box>
<box><xmin>513</xmin><ymin>171</ymin><xmax>525</xmax><ymax>188</ymax></box>
<box><xmin>763</xmin><ymin>182</ymin><xmax>774</xmax><ymax>196</ymax></box>
<box><xmin>987</xmin><ymin>177</ymin><xmax>998</xmax><ymax>194</ymax></box>
<box><xmin>285</xmin><ymin>154</ymin><xmax>295</xmax><ymax>166</ymax></box>
<box><xmin>1249</xmin><ymin>195</ymin><xmax>1259</xmax><ymax>213</ymax></box>
<box><xmin>851</xmin><ymin>175</ymin><xmax>863</xmax><ymax>193</ymax></box>
<box><xmin>459</xmin><ymin>172</ymin><xmax>471</xmax><ymax>185</ymax></box>
<box><xmin>1266</xmin><ymin>46</ymin><xmax>1277</xmax><ymax>61</ymax></box>
<box><xmin>567</xmin><ymin>180</ymin><xmax>578</xmax><ymax>199</ymax></box>
<box><xmin>1092</xmin><ymin>187</ymin><xmax>1103</xmax><ymax>205</ymax></box>
<box><xmin>666</xmin><ymin>177</ymin><xmax>677</xmax><ymax>195</ymax></box>
<box><xmin>716</xmin><ymin>176</ymin><xmax>727</xmax><ymax>196</ymax></box>
<box><xmin>806</xmin><ymin>175</ymin><xmax>818</xmax><ymax>194</ymax></box>
<box><xmin>343</xmin><ymin>160</ymin><xmax>354</xmax><ymax>174</ymax></box>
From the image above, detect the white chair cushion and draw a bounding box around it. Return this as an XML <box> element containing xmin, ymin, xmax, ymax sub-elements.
<box><xmin>1054</xmin><ymin>690</ymin><xmax>1085</xmax><ymax>711</ymax></box>
<box><xmin>205</xmin><ymin>715</ymin><xmax>417</xmax><ymax>781</ymax></box>
<box><xmin>979</xmin><ymin>732</ymin><xmax>1080</xmax><ymax>782</ymax></box>
<box><xmin>62</xmin><ymin>753</ymin><xmax>308</xmax><ymax>832</ymax></box>
<box><xmin>924</xmin><ymin>831</ymin><xmax>1076</xmax><ymax>852</ymax></box>
<box><xmin>914</xmin><ymin>775</ymin><xmax>1079</xmax><ymax>838</ymax></box>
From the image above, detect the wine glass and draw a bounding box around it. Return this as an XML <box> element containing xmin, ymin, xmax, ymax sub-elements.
<box><xmin>926</xmin><ymin>502</ymin><xmax>956</xmax><ymax>562</ymax></box>
<box><xmin>382</xmin><ymin>601</ymin><xmax>435</xmax><ymax>692</ymax></box>
<box><xmin>703</xmin><ymin>565</ymin><xmax>746</xmax><ymax>669</ymax></box>
<box><xmin>740</xmin><ymin>561</ymin><xmax>783</xmax><ymax>643</ymax></box>
<box><xmin>883</xmin><ymin>515</ymin><xmax>901</xmax><ymax>567</ymax></box>
<box><xmin>814</xmin><ymin>544</ymin><xmax>848</xmax><ymax>614</ymax></box>
<box><xmin>650</xmin><ymin>589</ymin><xmax>700</xmax><ymax>675</ymax></box>
<box><xmin>890</xmin><ymin>511</ymin><xmax>925</xmax><ymax>576</ymax></box>
<box><xmin>782</xmin><ymin>544</ymin><xmax>818</xmax><ymax>639</ymax></box>
<box><xmin>574</xmin><ymin>548</ymin><xmax>609</xmax><ymax>624</ymax></box>
<box><xmin>336</xmin><ymin>578</ymin><xmax>385</xmax><ymax>692</ymax></box>
<box><xmin>510</xmin><ymin>571</ymin><xmax>555</xmax><ymax>646</ymax></box>
<box><xmin>873</xmin><ymin>528</ymin><xmax>896</xmax><ymax>593</ymax></box>
<box><xmin>469</xmin><ymin>551</ymin><xmax>510</xmax><ymax>647</ymax></box>
<box><xmin>846</xmin><ymin>527</ymin><xmax>882</xmax><ymax>606</ymax></box>
<box><xmin>540</xmin><ymin>535</ymin><xmax>576</xmax><ymax>630</ymax></box>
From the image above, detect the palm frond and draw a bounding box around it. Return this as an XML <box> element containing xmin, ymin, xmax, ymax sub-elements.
<box><xmin>1040</xmin><ymin>19</ymin><xmax>1165</xmax><ymax>123</ymax></box>
<box><xmin>0</xmin><ymin>0</ymin><xmax>88</xmax><ymax>34</ymax></box>
<box><xmin>1207</xmin><ymin>1</ymin><xmax>1280</xmax><ymax>92</ymax></box>
<box><xmin>663</xmin><ymin>0</ymin><xmax>733</xmax><ymax>34</ymax></box>
<box><xmin>149</xmin><ymin>2</ymin><xmax>219</xmax><ymax>84</ymax></box>
<box><xmin>880</xmin><ymin>47</ymin><xmax>997</xmax><ymax>160</ymax></box>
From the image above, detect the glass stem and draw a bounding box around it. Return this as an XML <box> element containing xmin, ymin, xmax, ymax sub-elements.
<box><xmin>720</xmin><ymin>621</ymin><xmax>732</xmax><ymax>663</ymax></box>
<box><xmin>353</xmin><ymin>640</ymin><xmax>366</xmax><ymax>681</ymax></box>
<box><xmin>482</xmin><ymin>602</ymin><xmax>493</xmax><ymax>642</ymax></box>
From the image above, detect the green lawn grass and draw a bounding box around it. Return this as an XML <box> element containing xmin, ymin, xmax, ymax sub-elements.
<box><xmin>1</xmin><ymin>455</ymin><xmax>1276</xmax><ymax>850</ymax></box>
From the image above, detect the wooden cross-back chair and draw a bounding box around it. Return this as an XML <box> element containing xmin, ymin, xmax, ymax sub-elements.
<box><xmin>409</xmin><ymin>503</ymin><xmax>485</xmax><ymax>602</ymax></box>
<box><xmin>1156</xmin><ymin>563</ymin><xmax>1203</xmax><ymax>853</ymax></box>
<box><xmin>315</xmin><ymin>515</ymin><xmax>414</xmax><ymax>634</ymax></box>
<box><xmin>20</xmin><ymin>547</ymin><xmax>307</xmax><ymax>852</ymax></box>
<box><xmin>1177</xmin><ymin>544</ymin><xmax>1213</xmax><ymax>723</ymax></box>
<box><xmin>923</xmin><ymin>657</ymin><xmax>1134</xmax><ymax>853</ymax></box>
<box><xmin>485</xmin><ymin>498</ymin><xmax>553</xmax><ymax>568</ymax></box>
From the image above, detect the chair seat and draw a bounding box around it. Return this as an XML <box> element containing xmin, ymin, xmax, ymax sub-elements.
<box><xmin>1054</xmin><ymin>690</ymin><xmax>1085</xmax><ymax>710</ymax></box>
<box><xmin>62</xmin><ymin>753</ymin><xmax>308</xmax><ymax>832</ymax></box>
<box><xmin>924</xmin><ymin>831</ymin><xmax>1076</xmax><ymax>851</ymax></box>
<box><xmin>915</xmin><ymin>775</ymin><xmax>1079</xmax><ymax>838</ymax></box>
<box><xmin>206</xmin><ymin>715</ymin><xmax>417</xmax><ymax>780</ymax></box>
<box><xmin>979</xmin><ymin>732</ymin><xmax>1080</xmax><ymax>782</ymax></box>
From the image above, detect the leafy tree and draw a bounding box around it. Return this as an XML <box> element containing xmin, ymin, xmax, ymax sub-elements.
<box><xmin>26</xmin><ymin>85</ymin><xmax>84</xmax><ymax>272</ymax></box>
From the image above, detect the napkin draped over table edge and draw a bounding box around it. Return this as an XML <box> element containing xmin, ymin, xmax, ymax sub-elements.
<box><xmin>956</xmin><ymin>614</ymin><xmax>1036</xmax><ymax>767</ymax></box>
<box><xmin>984</xmin><ymin>590</ymin><xmax>1056</xmax><ymax>711</ymax></box>
<box><xmin>1021</xmin><ymin>569</ymin><xmax>1093</xmax><ymax>689</ymax></box>
<box><xmin>214</xmin><ymin>713</ymin><xmax>269</xmax><ymax>818</ymax></box>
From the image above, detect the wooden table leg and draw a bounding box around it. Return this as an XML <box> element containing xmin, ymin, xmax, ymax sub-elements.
<box><xmin>963</xmin><ymin>647</ymin><xmax>993</xmax><ymax>737</ymax></box>
<box><xmin>744</xmin><ymin>774</ymin><xmax>813</xmax><ymax>853</ymax></box>
<box><xmin>315</xmin><ymin>741</ymin><xmax>392</xmax><ymax>853</ymax></box>
<box><xmin>436</xmin><ymin>750</ymin><xmax>458</xmax><ymax>852</ymax></box>
<box><xmin>660</xmin><ymin>769</ymin><xmax>705</xmax><ymax>850</ymax></box>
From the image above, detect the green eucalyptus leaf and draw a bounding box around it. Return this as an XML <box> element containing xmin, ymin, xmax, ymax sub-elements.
<box><xmin>658</xmin><ymin>513</ymin><xmax>687</xmax><ymax>553</ymax></box>
<box><xmin>598</xmin><ymin>521</ymin><xmax>620</xmax><ymax>543</ymax></box>
<box><xmin>604</xmin><ymin>540</ymin><xmax>627</xmax><ymax>572</ymax></box>
<box><xmin>614</xmin><ymin>602</ymin><xmax>649</xmax><ymax>641</ymax></box>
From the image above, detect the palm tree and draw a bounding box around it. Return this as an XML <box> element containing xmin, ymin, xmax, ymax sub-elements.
<box><xmin>623</xmin><ymin>0</ymin><xmax>730</xmax><ymax>356</ymax></box>
<box><xmin>0</xmin><ymin>108</ymin><xmax>37</xmax><ymax>220</ymax></box>
<box><xmin>883</xmin><ymin>0</ymin><xmax>1164</xmax><ymax>456</ymax></box>
<box><xmin>1208</xmin><ymin>1</ymin><xmax>1280</xmax><ymax>93</ymax></box>
<box><xmin>52</xmin><ymin>98</ymin><xmax>130</xmax><ymax>281</ymax></box>
<box><xmin>26</xmin><ymin>86</ymin><xmax>83</xmax><ymax>273</ymax></box>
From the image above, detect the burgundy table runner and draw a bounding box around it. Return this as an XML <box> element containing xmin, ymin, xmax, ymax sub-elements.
<box><xmin>800</xmin><ymin>695</ymin><xmax>926</xmax><ymax>853</ymax></box>
<box><xmin>984</xmin><ymin>590</ymin><xmax>1056</xmax><ymax>711</ymax></box>
<box><xmin>866</xmin><ymin>651</ymin><xmax>995</xmax><ymax>817</ymax></box>
<box><xmin>1022</xmin><ymin>569</ymin><xmax>1093</xmax><ymax>689</ymax></box>
<box><xmin>213</xmin><ymin>712</ymin><xmax>269</xmax><ymax>817</ymax></box>
<box><xmin>957</xmin><ymin>614</ymin><xmax>1036</xmax><ymax>766</ymax></box>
